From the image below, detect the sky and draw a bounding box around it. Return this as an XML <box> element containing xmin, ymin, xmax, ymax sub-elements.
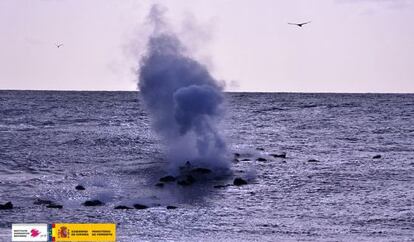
<box><xmin>0</xmin><ymin>0</ymin><xmax>413</xmax><ymax>93</ymax></box>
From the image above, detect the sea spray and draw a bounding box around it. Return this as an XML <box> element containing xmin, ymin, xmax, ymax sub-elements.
<box><xmin>137</xmin><ymin>5</ymin><xmax>229</xmax><ymax>174</ymax></box>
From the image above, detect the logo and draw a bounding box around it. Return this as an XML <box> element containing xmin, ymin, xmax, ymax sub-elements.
<box><xmin>30</xmin><ymin>229</ymin><xmax>40</xmax><ymax>237</ymax></box>
<box><xmin>58</xmin><ymin>226</ymin><xmax>69</xmax><ymax>238</ymax></box>
<box><xmin>12</xmin><ymin>224</ymin><xmax>48</xmax><ymax>242</ymax></box>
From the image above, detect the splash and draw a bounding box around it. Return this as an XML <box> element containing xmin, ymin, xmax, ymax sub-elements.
<box><xmin>137</xmin><ymin>5</ymin><xmax>229</xmax><ymax>174</ymax></box>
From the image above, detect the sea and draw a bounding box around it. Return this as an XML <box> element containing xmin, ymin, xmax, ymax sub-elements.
<box><xmin>0</xmin><ymin>90</ymin><xmax>413</xmax><ymax>241</ymax></box>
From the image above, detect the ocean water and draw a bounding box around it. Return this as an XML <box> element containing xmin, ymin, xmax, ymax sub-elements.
<box><xmin>0</xmin><ymin>90</ymin><xmax>413</xmax><ymax>241</ymax></box>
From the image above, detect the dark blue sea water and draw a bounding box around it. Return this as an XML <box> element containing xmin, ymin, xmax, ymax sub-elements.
<box><xmin>0</xmin><ymin>91</ymin><xmax>413</xmax><ymax>241</ymax></box>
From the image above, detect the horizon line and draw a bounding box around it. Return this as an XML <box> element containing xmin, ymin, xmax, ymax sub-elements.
<box><xmin>0</xmin><ymin>88</ymin><xmax>413</xmax><ymax>95</ymax></box>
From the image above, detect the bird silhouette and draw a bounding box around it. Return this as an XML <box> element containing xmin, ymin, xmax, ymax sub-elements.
<box><xmin>56</xmin><ymin>43</ymin><xmax>63</xmax><ymax>48</ymax></box>
<box><xmin>288</xmin><ymin>21</ymin><xmax>311</xmax><ymax>27</ymax></box>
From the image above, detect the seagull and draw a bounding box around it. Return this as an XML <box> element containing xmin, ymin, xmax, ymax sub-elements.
<box><xmin>56</xmin><ymin>43</ymin><xmax>63</xmax><ymax>48</ymax></box>
<box><xmin>288</xmin><ymin>21</ymin><xmax>311</xmax><ymax>28</ymax></box>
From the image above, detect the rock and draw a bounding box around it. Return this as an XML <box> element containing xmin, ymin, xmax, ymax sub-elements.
<box><xmin>166</xmin><ymin>206</ymin><xmax>177</xmax><ymax>209</ymax></box>
<box><xmin>234</xmin><ymin>153</ymin><xmax>240</xmax><ymax>158</ymax></box>
<box><xmin>256</xmin><ymin>157</ymin><xmax>267</xmax><ymax>161</ymax></box>
<box><xmin>241</xmin><ymin>158</ymin><xmax>250</xmax><ymax>161</ymax></box>
<box><xmin>47</xmin><ymin>204</ymin><xmax>63</xmax><ymax>209</ymax></box>
<box><xmin>233</xmin><ymin>178</ymin><xmax>248</xmax><ymax>186</ymax></box>
<box><xmin>0</xmin><ymin>202</ymin><xmax>13</xmax><ymax>210</ymax></box>
<box><xmin>270</xmin><ymin>152</ymin><xmax>286</xmax><ymax>158</ymax></box>
<box><xmin>75</xmin><ymin>185</ymin><xmax>85</xmax><ymax>190</ymax></box>
<box><xmin>308</xmin><ymin>159</ymin><xmax>320</xmax><ymax>163</ymax></box>
<box><xmin>133</xmin><ymin>204</ymin><xmax>148</xmax><ymax>209</ymax></box>
<box><xmin>83</xmin><ymin>200</ymin><xmax>104</xmax><ymax>206</ymax></box>
<box><xmin>177</xmin><ymin>175</ymin><xmax>196</xmax><ymax>186</ymax></box>
<box><xmin>256</xmin><ymin>147</ymin><xmax>265</xmax><ymax>151</ymax></box>
<box><xmin>191</xmin><ymin>168</ymin><xmax>212</xmax><ymax>174</ymax></box>
<box><xmin>232</xmin><ymin>158</ymin><xmax>240</xmax><ymax>163</ymax></box>
<box><xmin>33</xmin><ymin>199</ymin><xmax>53</xmax><ymax>205</ymax></box>
<box><xmin>155</xmin><ymin>183</ymin><xmax>164</xmax><ymax>188</ymax></box>
<box><xmin>159</xmin><ymin>176</ymin><xmax>176</xmax><ymax>183</ymax></box>
<box><xmin>114</xmin><ymin>205</ymin><xmax>132</xmax><ymax>210</ymax></box>
<box><xmin>373</xmin><ymin>155</ymin><xmax>382</xmax><ymax>159</ymax></box>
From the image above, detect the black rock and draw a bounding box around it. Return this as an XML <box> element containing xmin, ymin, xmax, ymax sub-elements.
<box><xmin>308</xmin><ymin>159</ymin><xmax>320</xmax><ymax>163</ymax></box>
<box><xmin>373</xmin><ymin>155</ymin><xmax>382</xmax><ymax>159</ymax></box>
<box><xmin>166</xmin><ymin>206</ymin><xmax>177</xmax><ymax>209</ymax></box>
<box><xmin>155</xmin><ymin>183</ymin><xmax>164</xmax><ymax>188</ymax></box>
<box><xmin>234</xmin><ymin>153</ymin><xmax>241</xmax><ymax>158</ymax></box>
<box><xmin>256</xmin><ymin>157</ymin><xmax>267</xmax><ymax>161</ymax></box>
<box><xmin>256</xmin><ymin>147</ymin><xmax>265</xmax><ymax>151</ymax></box>
<box><xmin>241</xmin><ymin>158</ymin><xmax>250</xmax><ymax>161</ymax></box>
<box><xmin>233</xmin><ymin>178</ymin><xmax>248</xmax><ymax>186</ymax></box>
<box><xmin>0</xmin><ymin>202</ymin><xmax>13</xmax><ymax>210</ymax></box>
<box><xmin>177</xmin><ymin>180</ymin><xmax>190</xmax><ymax>186</ymax></box>
<box><xmin>83</xmin><ymin>200</ymin><xmax>104</xmax><ymax>206</ymax></box>
<box><xmin>75</xmin><ymin>185</ymin><xmax>85</xmax><ymax>190</ymax></box>
<box><xmin>233</xmin><ymin>158</ymin><xmax>240</xmax><ymax>163</ymax></box>
<box><xmin>270</xmin><ymin>152</ymin><xmax>286</xmax><ymax>158</ymax></box>
<box><xmin>34</xmin><ymin>199</ymin><xmax>54</xmax><ymax>205</ymax></box>
<box><xmin>159</xmin><ymin>176</ymin><xmax>176</xmax><ymax>183</ymax></box>
<box><xmin>114</xmin><ymin>205</ymin><xmax>132</xmax><ymax>210</ymax></box>
<box><xmin>47</xmin><ymin>204</ymin><xmax>63</xmax><ymax>209</ymax></box>
<box><xmin>191</xmin><ymin>168</ymin><xmax>212</xmax><ymax>174</ymax></box>
<box><xmin>133</xmin><ymin>204</ymin><xmax>148</xmax><ymax>209</ymax></box>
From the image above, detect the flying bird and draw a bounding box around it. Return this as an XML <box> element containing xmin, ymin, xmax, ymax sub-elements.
<box><xmin>288</xmin><ymin>21</ymin><xmax>311</xmax><ymax>28</ymax></box>
<box><xmin>56</xmin><ymin>43</ymin><xmax>63</xmax><ymax>48</ymax></box>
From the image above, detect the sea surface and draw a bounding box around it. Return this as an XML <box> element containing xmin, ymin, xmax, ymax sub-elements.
<box><xmin>0</xmin><ymin>91</ymin><xmax>413</xmax><ymax>241</ymax></box>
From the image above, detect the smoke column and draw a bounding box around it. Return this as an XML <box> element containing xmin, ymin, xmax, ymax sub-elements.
<box><xmin>138</xmin><ymin>5</ymin><xmax>229</xmax><ymax>173</ymax></box>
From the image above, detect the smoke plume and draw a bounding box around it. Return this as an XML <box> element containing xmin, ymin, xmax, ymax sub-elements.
<box><xmin>138</xmin><ymin>5</ymin><xmax>229</xmax><ymax>173</ymax></box>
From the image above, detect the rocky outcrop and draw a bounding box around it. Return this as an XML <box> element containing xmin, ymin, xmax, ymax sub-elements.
<box><xmin>159</xmin><ymin>176</ymin><xmax>176</xmax><ymax>182</ymax></box>
<box><xmin>133</xmin><ymin>204</ymin><xmax>148</xmax><ymax>209</ymax></box>
<box><xmin>270</xmin><ymin>152</ymin><xmax>286</xmax><ymax>158</ymax></box>
<box><xmin>233</xmin><ymin>178</ymin><xmax>248</xmax><ymax>186</ymax></box>
<box><xmin>75</xmin><ymin>185</ymin><xmax>86</xmax><ymax>190</ymax></box>
<box><xmin>0</xmin><ymin>202</ymin><xmax>13</xmax><ymax>210</ymax></box>
<box><xmin>83</xmin><ymin>200</ymin><xmax>104</xmax><ymax>206</ymax></box>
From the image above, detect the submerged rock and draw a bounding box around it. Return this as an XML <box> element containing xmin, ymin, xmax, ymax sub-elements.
<box><xmin>159</xmin><ymin>176</ymin><xmax>176</xmax><ymax>183</ymax></box>
<box><xmin>191</xmin><ymin>168</ymin><xmax>212</xmax><ymax>174</ymax></box>
<box><xmin>213</xmin><ymin>184</ymin><xmax>230</xmax><ymax>188</ymax></box>
<box><xmin>177</xmin><ymin>175</ymin><xmax>196</xmax><ymax>186</ymax></box>
<box><xmin>256</xmin><ymin>147</ymin><xmax>265</xmax><ymax>151</ymax></box>
<box><xmin>166</xmin><ymin>206</ymin><xmax>177</xmax><ymax>209</ymax></box>
<box><xmin>241</xmin><ymin>158</ymin><xmax>250</xmax><ymax>161</ymax></box>
<box><xmin>233</xmin><ymin>178</ymin><xmax>248</xmax><ymax>186</ymax></box>
<box><xmin>373</xmin><ymin>155</ymin><xmax>382</xmax><ymax>159</ymax></box>
<box><xmin>308</xmin><ymin>159</ymin><xmax>320</xmax><ymax>163</ymax></box>
<box><xmin>114</xmin><ymin>205</ymin><xmax>132</xmax><ymax>210</ymax></box>
<box><xmin>0</xmin><ymin>202</ymin><xmax>13</xmax><ymax>210</ymax></box>
<box><xmin>133</xmin><ymin>204</ymin><xmax>148</xmax><ymax>209</ymax></box>
<box><xmin>234</xmin><ymin>153</ymin><xmax>241</xmax><ymax>158</ymax></box>
<box><xmin>155</xmin><ymin>183</ymin><xmax>164</xmax><ymax>188</ymax></box>
<box><xmin>33</xmin><ymin>199</ymin><xmax>53</xmax><ymax>205</ymax></box>
<box><xmin>256</xmin><ymin>157</ymin><xmax>267</xmax><ymax>161</ymax></box>
<box><xmin>75</xmin><ymin>185</ymin><xmax>86</xmax><ymax>191</ymax></box>
<box><xmin>83</xmin><ymin>200</ymin><xmax>104</xmax><ymax>206</ymax></box>
<box><xmin>270</xmin><ymin>152</ymin><xmax>286</xmax><ymax>158</ymax></box>
<box><xmin>47</xmin><ymin>204</ymin><xmax>63</xmax><ymax>209</ymax></box>
<box><xmin>233</xmin><ymin>158</ymin><xmax>240</xmax><ymax>163</ymax></box>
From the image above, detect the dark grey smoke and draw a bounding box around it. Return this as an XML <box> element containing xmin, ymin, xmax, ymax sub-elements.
<box><xmin>138</xmin><ymin>5</ymin><xmax>229</xmax><ymax>173</ymax></box>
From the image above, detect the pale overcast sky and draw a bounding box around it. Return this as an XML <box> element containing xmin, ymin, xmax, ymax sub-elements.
<box><xmin>0</xmin><ymin>0</ymin><xmax>413</xmax><ymax>92</ymax></box>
